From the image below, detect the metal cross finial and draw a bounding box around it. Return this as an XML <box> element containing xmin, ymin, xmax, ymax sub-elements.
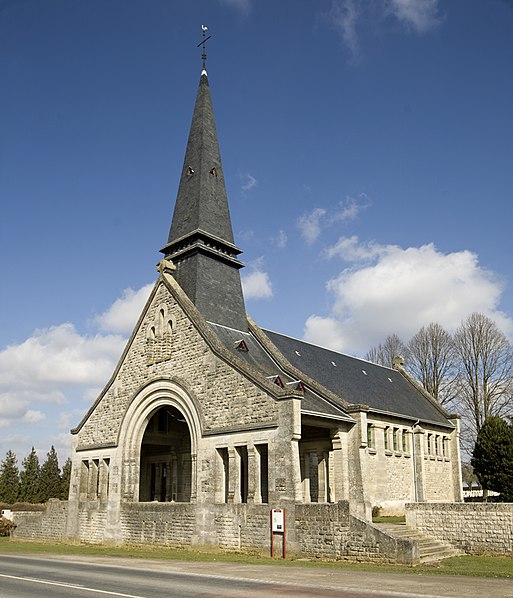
<box><xmin>197</xmin><ymin>25</ymin><xmax>212</xmax><ymax>70</ymax></box>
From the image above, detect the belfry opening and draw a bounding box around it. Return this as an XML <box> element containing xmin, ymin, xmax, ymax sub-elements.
<box><xmin>139</xmin><ymin>405</ymin><xmax>192</xmax><ymax>502</ymax></box>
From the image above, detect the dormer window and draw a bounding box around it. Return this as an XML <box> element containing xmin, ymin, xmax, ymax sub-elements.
<box><xmin>210</xmin><ymin>167</ymin><xmax>217</xmax><ymax>177</ymax></box>
<box><xmin>235</xmin><ymin>339</ymin><xmax>249</xmax><ymax>353</ymax></box>
<box><xmin>186</xmin><ymin>166</ymin><xmax>194</xmax><ymax>177</ymax></box>
<box><xmin>266</xmin><ymin>375</ymin><xmax>284</xmax><ymax>388</ymax></box>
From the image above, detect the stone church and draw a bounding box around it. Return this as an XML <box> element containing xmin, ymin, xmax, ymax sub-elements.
<box><xmin>16</xmin><ymin>61</ymin><xmax>463</xmax><ymax>561</ymax></box>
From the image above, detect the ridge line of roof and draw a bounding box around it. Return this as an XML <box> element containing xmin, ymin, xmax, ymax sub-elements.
<box><xmin>262</xmin><ymin>327</ymin><xmax>398</xmax><ymax>372</ymax></box>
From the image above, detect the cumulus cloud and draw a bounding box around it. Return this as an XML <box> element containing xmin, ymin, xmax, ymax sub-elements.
<box><xmin>241</xmin><ymin>259</ymin><xmax>273</xmax><ymax>300</ymax></box>
<box><xmin>0</xmin><ymin>282</ymin><xmax>154</xmax><ymax>439</ymax></box>
<box><xmin>24</xmin><ymin>410</ymin><xmax>45</xmax><ymax>424</ymax></box>
<box><xmin>0</xmin><ymin>324</ymin><xmax>125</xmax><ymax>389</ymax></box>
<box><xmin>324</xmin><ymin>235</ymin><xmax>384</xmax><ymax>262</ymax></box>
<box><xmin>95</xmin><ymin>284</ymin><xmax>153</xmax><ymax>334</ymax></box>
<box><xmin>304</xmin><ymin>238</ymin><xmax>512</xmax><ymax>355</ymax></box>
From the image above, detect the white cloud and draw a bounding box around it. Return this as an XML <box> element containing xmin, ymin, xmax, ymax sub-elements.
<box><xmin>324</xmin><ymin>235</ymin><xmax>385</xmax><ymax>262</ymax></box>
<box><xmin>387</xmin><ymin>0</ymin><xmax>441</xmax><ymax>33</ymax></box>
<box><xmin>274</xmin><ymin>230</ymin><xmax>288</xmax><ymax>249</ymax></box>
<box><xmin>304</xmin><ymin>239</ymin><xmax>513</xmax><ymax>355</ymax></box>
<box><xmin>241</xmin><ymin>260</ymin><xmax>273</xmax><ymax>300</ymax></box>
<box><xmin>219</xmin><ymin>0</ymin><xmax>251</xmax><ymax>14</ymax></box>
<box><xmin>333</xmin><ymin>194</ymin><xmax>370</xmax><ymax>224</ymax></box>
<box><xmin>241</xmin><ymin>173</ymin><xmax>257</xmax><ymax>193</ymax></box>
<box><xmin>24</xmin><ymin>410</ymin><xmax>45</xmax><ymax>424</ymax></box>
<box><xmin>297</xmin><ymin>208</ymin><xmax>327</xmax><ymax>245</ymax></box>
<box><xmin>327</xmin><ymin>0</ymin><xmax>361</xmax><ymax>62</ymax></box>
<box><xmin>95</xmin><ymin>284</ymin><xmax>153</xmax><ymax>334</ymax></box>
<box><xmin>324</xmin><ymin>0</ymin><xmax>441</xmax><ymax>60</ymax></box>
<box><xmin>0</xmin><ymin>282</ymin><xmax>154</xmax><ymax>439</ymax></box>
<box><xmin>0</xmin><ymin>324</ymin><xmax>125</xmax><ymax>389</ymax></box>
<box><xmin>297</xmin><ymin>196</ymin><xmax>368</xmax><ymax>245</ymax></box>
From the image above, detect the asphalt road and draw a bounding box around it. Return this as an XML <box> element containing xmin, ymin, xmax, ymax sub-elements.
<box><xmin>0</xmin><ymin>554</ymin><xmax>512</xmax><ymax>598</ymax></box>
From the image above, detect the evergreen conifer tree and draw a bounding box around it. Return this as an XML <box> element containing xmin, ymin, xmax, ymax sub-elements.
<box><xmin>472</xmin><ymin>416</ymin><xmax>513</xmax><ymax>501</ymax></box>
<box><xmin>0</xmin><ymin>450</ymin><xmax>20</xmax><ymax>504</ymax></box>
<box><xmin>38</xmin><ymin>446</ymin><xmax>61</xmax><ymax>502</ymax></box>
<box><xmin>20</xmin><ymin>447</ymin><xmax>41</xmax><ymax>503</ymax></box>
<box><xmin>60</xmin><ymin>457</ymin><xmax>72</xmax><ymax>500</ymax></box>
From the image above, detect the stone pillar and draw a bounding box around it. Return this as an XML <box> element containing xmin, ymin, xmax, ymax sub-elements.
<box><xmin>449</xmin><ymin>416</ymin><xmax>463</xmax><ymax>502</ymax></box>
<box><xmin>413</xmin><ymin>426</ymin><xmax>426</xmax><ymax>502</ymax></box>
<box><xmin>190</xmin><ymin>453</ymin><xmax>197</xmax><ymax>502</ymax></box>
<box><xmin>170</xmin><ymin>455</ymin><xmax>177</xmax><ymax>501</ymax></box>
<box><xmin>330</xmin><ymin>433</ymin><xmax>344</xmax><ymax>502</ymax></box>
<box><xmin>87</xmin><ymin>459</ymin><xmax>96</xmax><ymax>499</ymax></box>
<box><xmin>227</xmin><ymin>448</ymin><xmax>236</xmax><ymax>503</ymax></box>
<box><xmin>309</xmin><ymin>452</ymin><xmax>319</xmax><ymax>502</ymax></box>
<box><xmin>317</xmin><ymin>452</ymin><xmax>328</xmax><ymax>503</ymax></box>
<box><xmin>346</xmin><ymin>407</ymin><xmax>370</xmax><ymax>519</ymax></box>
<box><xmin>301</xmin><ymin>453</ymin><xmax>311</xmax><ymax>503</ymax></box>
<box><xmin>247</xmin><ymin>443</ymin><xmax>256</xmax><ymax>503</ymax></box>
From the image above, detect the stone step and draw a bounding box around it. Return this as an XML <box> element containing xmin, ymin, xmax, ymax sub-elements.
<box><xmin>374</xmin><ymin>522</ymin><xmax>463</xmax><ymax>564</ymax></box>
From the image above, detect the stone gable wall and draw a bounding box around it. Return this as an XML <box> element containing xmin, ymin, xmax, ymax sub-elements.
<box><xmin>406</xmin><ymin>502</ymin><xmax>513</xmax><ymax>554</ymax></box>
<box><xmin>77</xmin><ymin>282</ymin><xmax>279</xmax><ymax>450</ymax></box>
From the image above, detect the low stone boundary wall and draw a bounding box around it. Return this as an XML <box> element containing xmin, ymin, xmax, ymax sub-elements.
<box><xmin>294</xmin><ymin>503</ymin><xmax>417</xmax><ymax>564</ymax></box>
<box><xmin>12</xmin><ymin>499</ymin><xmax>418</xmax><ymax>564</ymax></box>
<box><xmin>405</xmin><ymin>502</ymin><xmax>513</xmax><ymax>555</ymax></box>
<box><xmin>13</xmin><ymin>499</ymin><xmax>68</xmax><ymax>540</ymax></box>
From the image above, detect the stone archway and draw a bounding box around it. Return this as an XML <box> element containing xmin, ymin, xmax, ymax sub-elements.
<box><xmin>139</xmin><ymin>405</ymin><xmax>192</xmax><ymax>502</ymax></box>
<box><xmin>118</xmin><ymin>379</ymin><xmax>200</xmax><ymax>503</ymax></box>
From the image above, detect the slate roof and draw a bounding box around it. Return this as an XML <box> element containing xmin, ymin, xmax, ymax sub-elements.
<box><xmin>263</xmin><ymin>329</ymin><xmax>453</xmax><ymax>427</ymax></box>
<box><xmin>160</xmin><ymin>70</ymin><xmax>247</xmax><ymax>331</ymax></box>
<box><xmin>209</xmin><ymin>323</ymin><xmax>352</xmax><ymax>422</ymax></box>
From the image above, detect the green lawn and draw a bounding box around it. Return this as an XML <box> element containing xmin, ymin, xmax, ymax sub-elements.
<box><xmin>0</xmin><ymin>537</ymin><xmax>511</xmax><ymax>578</ymax></box>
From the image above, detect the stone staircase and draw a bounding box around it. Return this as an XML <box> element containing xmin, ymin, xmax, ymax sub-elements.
<box><xmin>375</xmin><ymin>522</ymin><xmax>463</xmax><ymax>564</ymax></box>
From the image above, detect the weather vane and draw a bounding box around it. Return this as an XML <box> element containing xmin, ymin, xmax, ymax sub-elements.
<box><xmin>197</xmin><ymin>25</ymin><xmax>212</xmax><ymax>70</ymax></box>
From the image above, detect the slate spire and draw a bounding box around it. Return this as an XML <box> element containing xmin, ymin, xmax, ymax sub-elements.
<box><xmin>160</xmin><ymin>68</ymin><xmax>247</xmax><ymax>331</ymax></box>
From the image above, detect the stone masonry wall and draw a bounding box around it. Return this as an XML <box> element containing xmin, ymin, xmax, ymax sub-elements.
<box><xmin>121</xmin><ymin>503</ymin><xmax>196</xmax><ymax>545</ymax></box>
<box><xmin>13</xmin><ymin>499</ymin><xmax>68</xmax><ymax>540</ymax></box>
<box><xmin>294</xmin><ymin>502</ymin><xmax>415</xmax><ymax>564</ymax></box>
<box><xmin>406</xmin><ymin>502</ymin><xmax>513</xmax><ymax>554</ymax></box>
<box><xmin>12</xmin><ymin>499</ymin><xmax>416</xmax><ymax>563</ymax></box>
<box><xmin>78</xmin><ymin>282</ymin><xmax>279</xmax><ymax>450</ymax></box>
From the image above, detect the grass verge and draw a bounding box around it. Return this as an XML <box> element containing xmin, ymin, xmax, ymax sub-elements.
<box><xmin>0</xmin><ymin>536</ymin><xmax>511</xmax><ymax>578</ymax></box>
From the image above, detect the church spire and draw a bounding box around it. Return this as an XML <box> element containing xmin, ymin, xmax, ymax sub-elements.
<box><xmin>160</xmin><ymin>62</ymin><xmax>247</xmax><ymax>331</ymax></box>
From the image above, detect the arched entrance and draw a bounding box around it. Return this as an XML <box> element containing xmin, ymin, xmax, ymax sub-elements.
<box><xmin>139</xmin><ymin>405</ymin><xmax>192</xmax><ymax>502</ymax></box>
<box><xmin>118</xmin><ymin>379</ymin><xmax>200</xmax><ymax>503</ymax></box>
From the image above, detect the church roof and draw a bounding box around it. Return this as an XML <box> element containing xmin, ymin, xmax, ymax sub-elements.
<box><xmin>161</xmin><ymin>69</ymin><xmax>247</xmax><ymax>331</ymax></box>
<box><xmin>262</xmin><ymin>329</ymin><xmax>454</xmax><ymax>427</ymax></box>
<box><xmin>159</xmin><ymin>64</ymin><xmax>453</xmax><ymax>430</ymax></box>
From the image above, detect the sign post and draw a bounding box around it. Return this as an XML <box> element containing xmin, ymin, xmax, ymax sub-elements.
<box><xmin>270</xmin><ymin>508</ymin><xmax>286</xmax><ymax>558</ymax></box>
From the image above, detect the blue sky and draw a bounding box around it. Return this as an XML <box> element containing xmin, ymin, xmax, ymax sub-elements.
<box><xmin>1</xmin><ymin>0</ymin><xmax>512</xmax><ymax>464</ymax></box>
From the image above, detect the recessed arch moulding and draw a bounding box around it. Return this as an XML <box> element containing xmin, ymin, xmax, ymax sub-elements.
<box><xmin>118</xmin><ymin>378</ymin><xmax>201</xmax><ymax>503</ymax></box>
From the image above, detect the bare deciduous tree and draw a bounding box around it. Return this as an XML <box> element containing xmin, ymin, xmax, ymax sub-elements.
<box><xmin>365</xmin><ymin>334</ymin><xmax>407</xmax><ymax>368</ymax></box>
<box><xmin>453</xmin><ymin>312</ymin><xmax>513</xmax><ymax>450</ymax></box>
<box><xmin>406</xmin><ymin>322</ymin><xmax>458</xmax><ymax>406</ymax></box>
